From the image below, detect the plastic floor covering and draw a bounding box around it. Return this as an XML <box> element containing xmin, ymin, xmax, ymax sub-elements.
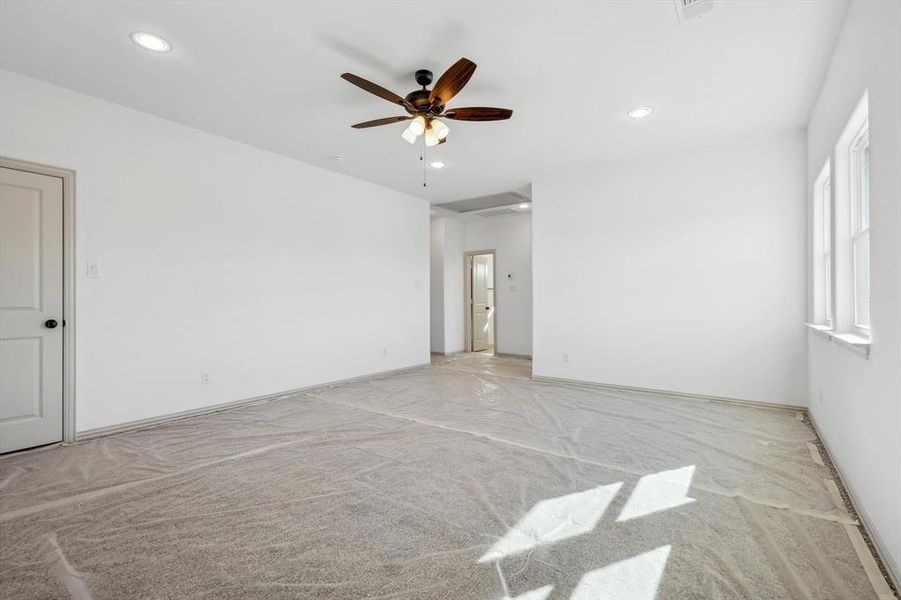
<box><xmin>0</xmin><ymin>353</ymin><xmax>894</xmax><ymax>599</ymax></box>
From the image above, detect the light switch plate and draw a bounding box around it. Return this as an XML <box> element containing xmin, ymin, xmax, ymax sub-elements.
<box><xmin>86</xmin><ymin>263</ymin><xmax>102</xmax><ymax>279</ymax></box>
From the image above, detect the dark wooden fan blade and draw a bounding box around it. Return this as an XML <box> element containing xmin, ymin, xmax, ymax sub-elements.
<box><xmin>351</xmin><ymin>116</ymin><xmax>412</xmax><ymax>129</ymax></box>
<box><xmin>443</xmin><ymin>107</ymin><xmax>513</xmax><ymax>121</ymax></box>
<box><xmin>429</xmin><ymin>58</ymin><xmax>477</xmax><ymax>107</ymax></box>
<box><xmin>341</xmin><ymin>73</ymin><xmax>412</xmax><ymax>109</ymax></box>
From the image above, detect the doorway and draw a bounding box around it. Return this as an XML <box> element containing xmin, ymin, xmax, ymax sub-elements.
<box><xmin>0</xmin><ymin>158</ymin><xmax>76</xmax><ymax>453</ymax></box>
<box><xmin>464</xmin><ymin>251</ymin><xmax>495</xmax><ymax>354</ymax></box>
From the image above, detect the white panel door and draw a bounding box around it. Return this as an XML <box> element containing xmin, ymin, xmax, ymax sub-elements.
<box><xmin>471</xmin><ymin>255</ymin><xmax>491</xmax><ymax>352</ymax></box>
<box><xmin>0</xmin><ymin>167</ymin><xmax>64</xmax><ymax>453</ymax></box>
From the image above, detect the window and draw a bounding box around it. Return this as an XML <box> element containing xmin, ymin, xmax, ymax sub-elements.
<box><xmin>812</xmin><ymin>163</ymin><xmax>832</xmax><ymax>327</ymax></box>
<box><xmin>823</xmin><ymin>179</ymin><xmax>833</xmax><ymax>325</ymax></box>
<box><xmin>807</xmin><ymin>92</ymin><xmax>871</xmax><ymax>356</ymax></box>
<box><xmin>850</xmin><ymin>123</ymin><xmax>870</xmax><ymax>335</ymax></box>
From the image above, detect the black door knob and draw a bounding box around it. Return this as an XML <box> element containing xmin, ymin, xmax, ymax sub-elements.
<box><xmin>44</xmin><ymin>319</ymin><xmax>58</xmax><ymax>329</ymax></box>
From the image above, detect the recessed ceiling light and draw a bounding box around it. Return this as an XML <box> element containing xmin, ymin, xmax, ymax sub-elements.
<box><xmin>518</xmin><ymin>203</ymin><xmax>530</xmax><ymax>210</ymax></box>
<box><xmin>627</xmin><ymin>106</ymin><xmax>654</xmax><ymax>119</ymax></box>
<box><xmin>131</xmin><ymin>32</ymin><xmax>172</xmax><ymax>53</ymax></box>
<box><xmin>429</xmin><ymin>161</ymin><xmax>446</xmax><ymax>169</ymax></box>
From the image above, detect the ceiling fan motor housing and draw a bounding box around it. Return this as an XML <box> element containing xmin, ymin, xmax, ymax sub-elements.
<box><xmin>405</xmin><ymin>89</ymin><xmax>442</xmax><ymax>114</ymax></box>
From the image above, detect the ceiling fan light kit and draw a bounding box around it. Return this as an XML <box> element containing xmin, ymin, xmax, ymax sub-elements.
<box><xmin>408</xmin><ymin>115</ymin><xmax>426</xmax><ymax>136</ymax></box>
<box><xmin>431</xmin><ymin>119</ymin><xmax>449</xmax><ymax>139</ymax></box>
<box><xmin>400</xmin><ymin>127</ymin><xmax>418</xmax><ymax>144</ymax></box>
<box><xmin>422</xmin><ymin>120</ymin><xmax>447</xmax><ymax>147</ymax></box>
<box><xmin>402</xmin><ymin>114</ymin><xmax>437</xmax><ymax>144</ymax></box>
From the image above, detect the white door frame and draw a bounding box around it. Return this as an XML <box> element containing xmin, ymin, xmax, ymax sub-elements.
<box><xmin>463</xmin><ymin>249</ymin><xmax>496</xmax><ymax>353</ymax></box>
<box><xmin>1</xmin><ymin>157</ymin><xmax>77</xmax><ymax>445</ymax></box>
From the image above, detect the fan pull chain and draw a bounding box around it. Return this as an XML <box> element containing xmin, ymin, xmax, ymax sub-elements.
<box><xmin>422</xmin><ymin>136</ymin><xmax>428</xmax><ymax>188</ymax></box>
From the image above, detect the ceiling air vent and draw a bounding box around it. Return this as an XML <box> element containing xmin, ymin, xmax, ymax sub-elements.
<box><xmin>675</xmin><ymin>0</ymin><xmax>713</xmax><ymax>21</ymax></box>
<box><xmin>472</xmin><ymin>205</ymin><xmax>522</xmax><ymax>218</ymax></box>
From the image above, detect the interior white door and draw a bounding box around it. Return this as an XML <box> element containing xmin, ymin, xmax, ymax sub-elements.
<box><xmin>0</xmin><ymin>167</ymin><xmax>64</xmax><ymax>453</ymax></box>
<box><xmin>471</xmin><ymin>255</ymin><xmax>491</xmax><ymax>352</ymax></box>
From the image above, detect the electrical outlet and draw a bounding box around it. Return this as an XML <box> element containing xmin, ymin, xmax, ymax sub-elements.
<box><xmin>562</xmin><ymin>352</ymin><xmax>569</xmax><ymax>364</ymax></box>
<box><xmin>200</xmin><ymin>371</ymin><xmax>210</xmax><ymax>385</ymax></box>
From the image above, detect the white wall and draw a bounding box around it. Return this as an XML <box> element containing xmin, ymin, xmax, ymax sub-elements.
<box><xmin>429</xmin><ymin>216</ymin><xmax>464</xmax><ymax>354</ymax></box>
<box><xmin>430</xmin><ymin>219</ymin><xmax>446</xmax><ymax>353</ymax></box>
<box><xmin>805</xmin><ymin>0</ymin><xmax>901</xmax><ymax>580</ymax></box>
<box><xmin>463</xmin><ymin>213</ymin><xmax>532</xmax><ymax>356</ymax></box>
<box><xmin>533</xmin><ymin>131</ymin><xmax>807</xmax><ymax>406</ymax></box>
<box><xmin>443</xmin><ymin>218</ymin><xmax>465</xmax><ymax>354</ymax></box>
<box><xmin>0</xmin><ymin>70</ymin><xmax>430</xmax><ymax>432</ymax></box>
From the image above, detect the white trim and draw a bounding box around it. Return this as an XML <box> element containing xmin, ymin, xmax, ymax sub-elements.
<box><xmin>494</xmin><ymin>352</ymin><xmax>532</xmax><ymax>360</ymax></box>
<box><xmin>849</xmin><ymin>121</ymin><xmax>870</xmax><ymax>337</ymax></box>
<box><xmin>463</xmin><ymin>249</ymin><xmax>496</xmax><ymax>354</ymax></box>
<box><xmin>804</xmin><ymin>322</ymin><xmax>834</xmax><ymax>339</ymax></box>
<box><xmin>804</xmin><ymin>323</ymin><xmax>871</xmax><ymax>359</ymax></box>
<box><xmin>0</xmin><ymin>157</ymin><xmax>77</xmax><ymax>445</ymax></box>
<box><xmin>832</xmin><ymin>333</ymin><xmax>872</xmax><ymax>358</ymax></box>
<box><xmin>812</xmin><ymin>161</ymin><xmax>833</xmax><ymax>327</ymax></box>
<box><xmin>76</xmin><ymin>363</ymin><xmax>430</xmax><ymax>441</ymax></box>
<box><xmin>530</xmin><ymin>375</ymin><xmax>805</xmax><ymax>413</ymax></box>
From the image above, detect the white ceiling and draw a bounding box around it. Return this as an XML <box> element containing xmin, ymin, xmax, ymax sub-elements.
<box><xmin>0</xmin><ymin>1</ymin><xmax>847</xmax><ymax>203</ymax></box>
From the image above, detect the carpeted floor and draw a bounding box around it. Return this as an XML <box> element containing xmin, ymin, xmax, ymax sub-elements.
<box><xmin>0</xmin><ymin>354</ymin><xmax>893</xmax><ymax>599</ymax></box>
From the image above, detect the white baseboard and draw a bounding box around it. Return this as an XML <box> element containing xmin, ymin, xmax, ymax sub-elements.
<box><xmin>530</xmin><ymin>374</ymin><xmax>805</xmax><ymax>413</ymax></box>
<box><xmin>75</xmin><ymin>363</ymin><xmax>430</xmax><ymax>441</ymax></box>
<box><xmin>495</xmin><ymin>352</ymin><xmax>533</xmax><ymax>360</ymax></box>
<box><xmin>807</xmin><ymin>412</ymin><xmax>901</xmax><ymax>590</ymax></box>
<box><xmin>432</xmin><ymin>350</ymin><xmax>531</xmax><ymax>360</ymax></box>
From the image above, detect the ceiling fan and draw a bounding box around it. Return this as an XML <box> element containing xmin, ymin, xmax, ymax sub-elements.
<box><xmin>341</xmin><ymin>58</ymin><xmax>512</xmax><ymax>147</ymax></box>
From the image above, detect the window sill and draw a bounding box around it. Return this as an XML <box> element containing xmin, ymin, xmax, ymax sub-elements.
<box><xmin>804</xmin><ymin>323</ymin><xmax>834</xmax><ymax>339</ymax></box>
<box><xmin>804</xmin><ymin>323</ymin><xmax>871</xmax><ymax>359</ymax></box>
